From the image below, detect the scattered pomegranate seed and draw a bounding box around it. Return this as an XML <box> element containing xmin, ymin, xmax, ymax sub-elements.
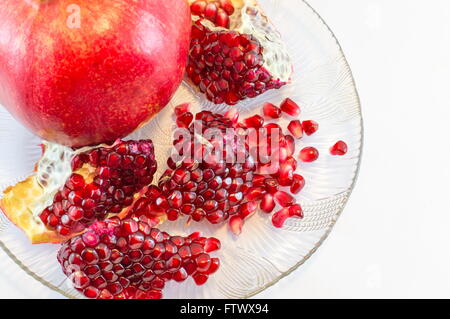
<box><xmin>330</xmin><ymin>140</ymin><xmax>348</xmax><ymax>156</ymax></box>
<box><xmin>243</xmin><ymin>114</ymin><xmax>264</xmax><ymax>128</ymax></box>
<box><xmin>272</xmin><ymin>208</ymin><xmax>290</xmax><ymax>228</ymax></box>
<box><xmin>289</xmin><ymin>204</ymin><xmax>303</xmax><ymax>218</ymax></box>
<box><xmin>302</xmin><ymin>120</ymin><xmax>319</xmax><ymax>136</ymax></box>
<box><xmin>274</xmin><ymin>191</ymin><xmax>295</xmax><ymax>207</ymax></box>
<box><xmin>299</xmin><ymin>147</ymin><xmax>319</xmax><ymax>163</ymax></box>
<box><xmin>290</xmin><ymin>174</ymin><xmax>305</xmax><ymax>194</ymax></box>
<box><xmin>287</xmin><ymin>120</ymin><xmax>303</xmax><ymax>139</ymax></box>
<box><xmin>176</xmin><ymin>112</ymin><xmax>194</xmax><ymax>128</ymax></box>
<box><xmin>174</xmin><ymin>103</ymin><xmax>190</xmax><ymax>116</ymax></box>
<box><xmin>263</xmin><ymin>102</ymin><xmax>281</xmax><ymax>119</ymax></box>
<box><xmin>280</xmin><ymin>98</ymin><xmax>300</xmax><ymax>117</ymax></box>
<box><xmin>229</xmin><ymin>216</ymin><xmax>243</xmax><ymax>235</ymax></box>
<box><xmin>260</xmin><ymin>193</ymin><xmax>276</xmax><ymax>213</ymax></box>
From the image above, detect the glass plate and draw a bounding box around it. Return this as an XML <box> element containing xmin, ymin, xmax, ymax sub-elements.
<box><xmin>0</xmin><ymin>0</ymin><xmax>362</xmax><ymax>299</ymax></box>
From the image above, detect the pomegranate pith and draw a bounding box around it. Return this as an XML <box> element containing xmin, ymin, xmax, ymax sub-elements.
<box><xmin>58</xmin><ymin>216</ymin><xmax>221</xmax><ymax>299</ymax></box>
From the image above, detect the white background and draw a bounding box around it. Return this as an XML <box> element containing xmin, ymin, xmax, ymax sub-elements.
<box><xmin>1</xmin><ymin>0</ymin><xmax>450</xmax><ymax>298</ymax></box>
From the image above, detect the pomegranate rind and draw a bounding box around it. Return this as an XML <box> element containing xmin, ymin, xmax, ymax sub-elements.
<box><xmin>0</xmin><ymin>176</ymin><xmax>71</xmax><ymax>244</ymax></box>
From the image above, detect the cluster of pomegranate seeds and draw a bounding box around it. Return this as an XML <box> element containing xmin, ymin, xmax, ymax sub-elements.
<box><xmin>57</xmin><ymin>216</ymin><xmax>221</xmax><ymax>299</ymax></box>
<box><xmin>186</xmin><ymin>20</ymin><xmax>286</xmax><ymax>105</ymax></box>
<box><xmin>190</xmin><ymin>0</ymin><xmax>235</xmax><ymax>28</ymax></box>
<box><xmin>39</xmin><ymin>140</ymin><xmax>157</xmax><ymax>237</ymax></box>
<box><xmin>128</xmin><ymin>110</ymin><xmax>257</xmax><ymax>227</ymax></box>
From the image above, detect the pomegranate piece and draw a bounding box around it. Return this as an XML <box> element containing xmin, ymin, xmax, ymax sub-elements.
<box><xmin>176</xmin><ymin>112</ymin><xmax>194</xmax><ymax>128</ymax></box>
<box><xmin>280</xmin><ymin>98</ymin><xmax>301</xmax><ymax>117</ymax></box>
<box><xmin>299</xmin><ymin>147</ymin><xmax>319</xmax><ymax>163</ymax></box>
<box><xmin>302</xmin><ymin>120</ymin><xmax>319</xmax><ymax>136</ymax></box>
<box><xmin>0</xmin><ymin>139</ymin><xmax>157</xmax><ymax>243</ymax></box>
<box><xmin>330</xmin><ymin>140</ymin><xmax>348</xmax><ymax>156</ymax></box>
<box><xmin>187</xmin><ymin>0</ymin><xmax>292</xmax><ymax>105</ymax></box>
<box><xmin>57</xmin><ymin>217</ymin><xmax>221</xmax><ymax>299</ymax></box>
<box><xmin>41</xmin><ymin>140</ymin><xmax>157</xmax><ymax>237</ymax></box>
<box><xmin>287</xmin><ymin>120</ymin><xmax>303</xmax><ymax>139</ymax></box>
<box><xmin>263</xmin><ymin>102</ymin><xmax>281</xmax><ymax>119</ymax></box>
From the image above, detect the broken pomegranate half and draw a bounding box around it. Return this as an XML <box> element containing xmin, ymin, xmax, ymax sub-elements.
<box><xmin>58</xmin><ymin>216</ymin><xmax>221</xmax><ymax>299</ymax></box>
<box><xmin>0</xmin><ymin>140</ymin><xmax>157</xmax><ymax>243</ymax></box>
<box><xmin>186</xmin><ymin>0</ymin><xmax>293</xmax><ymax>105</ymax></box>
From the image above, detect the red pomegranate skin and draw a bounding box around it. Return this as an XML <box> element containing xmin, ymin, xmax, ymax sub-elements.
<box><xmin>0</xmin><ymin>0</ymin><xmax>191</xmax><ymax>147</ymax></box>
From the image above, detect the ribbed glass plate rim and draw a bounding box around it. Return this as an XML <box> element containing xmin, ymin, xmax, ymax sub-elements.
<box><xmin>0</xmin><ymin>0</ymin><xmax>363</xmax><ymax>299</ymax></box>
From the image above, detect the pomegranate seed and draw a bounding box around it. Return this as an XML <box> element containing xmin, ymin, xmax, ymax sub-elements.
<box><xmin>176</xmin><ymin>112</ymin><xmax>194</xmax><ymax>128</ymax></box>
<box><xmin>239</xmin><ymin>201</ymin><xmax>258</xmax><ymax>219</ymax></box>
<box><xmin>229</xmin><ymin>216</ymin><xmax>243</xmax><ymax>235</ymax></box>
<box><xmin>262</xmin><ymin>102</ymin><xmax>281</xmax><ymax>119</ymax></box>
<box><xmin>192</xmin><ymin>272</ymin><xmax>209</xmax><ymax>285</ymax></box>
<box><xmin>280</xmin><ymin>98</ymin><xmax>300</xmax><ymax>117</ymax></box>
<box><xmin>289</xmin><ymin>204</ymin><xmax>303</xmax><ymax>218</ymax></box>
<box><xmin>330</xmin><ymin>140</ymin><xmax>348</xmax><ymax>156</ymax></box>
<box><xmin>287</xmin><ymin>120</ymin><xmax>303</xmax><ymax>139</ymax></box>
<box><xmin>274</xmin><ymin>191</ymin><xmax>295</xmax><ymax>207</ymax></box>
<box><xmin>190</xmin><ymin>1</ymin><xmax>207</xmax><ymax>15</ymax></box>
<box><xmin>243</xmin><ymin>114</ymin><xmax>264</xmax><ymax>128</ymax></box>
<box><xmin>204</xmin><ymin>237</ymin><xmax>221</xmax><ymax>253</ymax></box>
<box><xmin>272</xmin><ymin>208</ymin><xmax>290</xmax><ymax>228</ymax></box>
<box><xmin>302</xmin><ymin>120</ymin><xmax>319</xmax><ymax>136</ymax></box>
<box><xmin>260</xmin><ymin>194</ymin><xmax>275</xmax><ymax>213</ymax></box>
<box><xmin>174</xmin><ymin>103</ymin><xmax>190</xmax><ymax>116</ymax></box>
<box><xmin>290</xmin><ymin>174</ymin><xmax>305</xmax><ymax>194</ymax></box>
<box><xmin>299</xmin><ymin>147</ymin><xmax>319</xmax><ymax>162</ymax></box>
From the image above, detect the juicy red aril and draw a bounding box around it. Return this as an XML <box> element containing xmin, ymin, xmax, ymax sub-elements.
<box><xmin>272</xmin><ymin>208</ymin><xmax>290</xmax><ymax>228</ymax></box>
<box><xmin>176</xmin><ymin>112</ymin><xmax>194</xmax><ymax>128</ymax></box>
<box><xmin>280</xmin><ymin>98</ymin><xmax>300</xmax><ymax>117</ymax></box>
<box><xmin>174</xmin><ymin>103</ymin><xmax>190</xmax><ymax>116</ymax></box>
<box><xmin>302</xmin><ymin>120</ymin><xmax>319</xmax><ymax>136</ymax></box>
<box><xmin>287</xmin><ymin>120</ymin><xmax>303</xmax><ymax>139</ymax></box>
<box><xmin>243</xmin><ymin>115</ymin><xmax>264</xmax><ymax>128</ymax></box>
<box><xmin>289</xmin><ymin>204</ymin><xmax>303</xmax><ymax>218</ymax></box>
<box><xmin>58</xmin><ymin>217</ymin><xmax>220</xmax><ymax>299</ymax></box>
<box><xmin>330</xmin><ymin>140</ymin><xmax>348</xmax><ymax>156</ymax></box>
<box><xmin>290</xmin><ymin>174</ymin><xmax>305</xmax><ymax>194</ymax></box>
<box><xmin>39</xmin><ymin>140</ymin><xmax>157</xmax><ymax>237</ymax></box>
<box><xmin>260</xmin><ymin>193</ymin><xmax>275</xmax><ymax>213</ymax></box>
<box><xmin>229</xmin><ymin>216</ymin><xmax>243</xmax><ymax>235</ymax></box>
<box><xmin>274</xmin><ymin>191</ymin><xmax>295</xmax><ymax>207</ymax></box>
<box><xmin>299</xmin><ymin>147</ymin><xmax>319</xmax><ymax>163</ymax></box>
<box><xmin>262</xmin><ymin>102</ymin><xmax>281</xmax><ymax>119</ymax></box>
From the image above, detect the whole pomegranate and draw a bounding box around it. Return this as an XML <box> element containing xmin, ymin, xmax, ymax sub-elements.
<box><xmin>0</xmin><ymin>0</ymin><xmax>191</xmax><ymax>147</ymax></box>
